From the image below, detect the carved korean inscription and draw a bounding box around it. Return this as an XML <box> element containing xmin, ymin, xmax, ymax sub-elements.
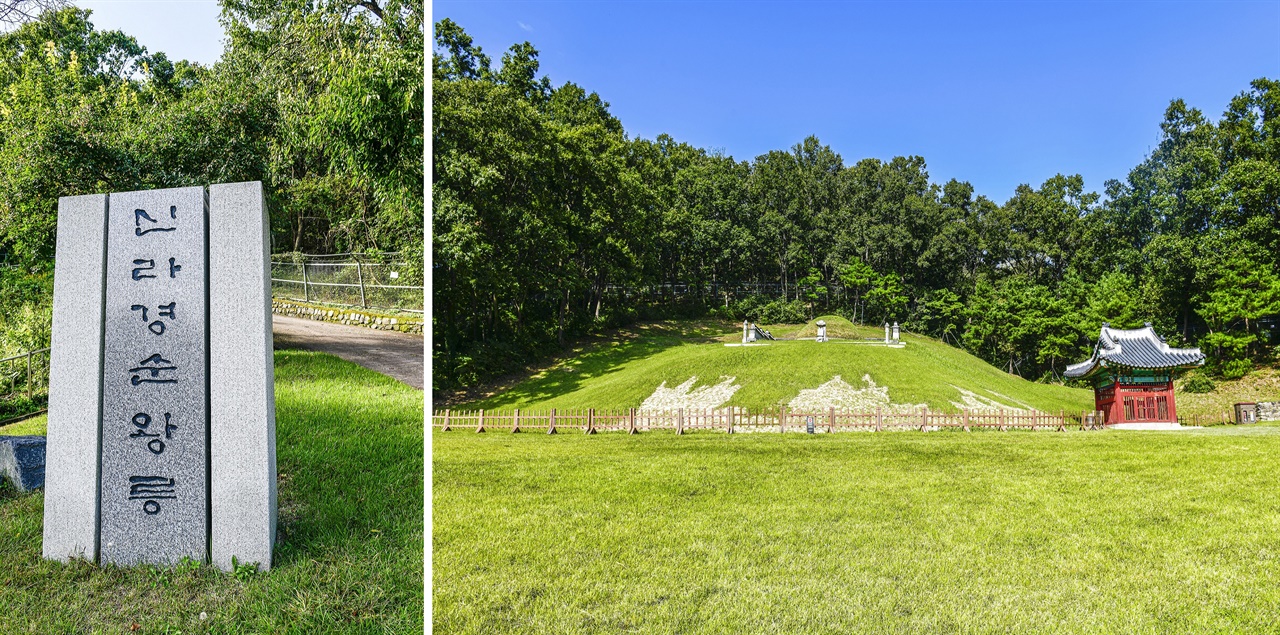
<box><xmin>99</xmin><ymin>186</ymin><xmax>208</xmax><ymax>566</ymax></box>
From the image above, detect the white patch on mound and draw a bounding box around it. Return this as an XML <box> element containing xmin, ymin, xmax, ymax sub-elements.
<box><xmin>787</xmin><ymin>375</ymin><xmax>927</xmax><ymax>413</ymax></box>
<box><xmin>640</xmin><ymin>376</ymin><xmax>741</xmax><ymax>412</ymax></box>
<box><xmin>948</xmin><ymin>386</ymin><xmax>1029</xmax><ymax>412</ymax></box>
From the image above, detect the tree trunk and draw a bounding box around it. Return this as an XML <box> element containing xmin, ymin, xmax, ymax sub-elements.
<box><xmin>559</xmin><ymin>288</ymin><xmax>568</xmax><ymax>348</ymax></box>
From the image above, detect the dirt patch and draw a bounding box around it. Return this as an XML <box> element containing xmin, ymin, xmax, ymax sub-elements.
<box><xmin>948</xmin><ymin>386</ymin><xmax>1029</xmax><ymax>412</ymax></box>
<box><xmin>640</xmin><ymin>376</ymin><xmax>741</xmax><ymax>412</ymax></box>
<box><xmin>787</xmin><ymin>375</ymin><xmax>927</xmax><ymax>413</ymax></box>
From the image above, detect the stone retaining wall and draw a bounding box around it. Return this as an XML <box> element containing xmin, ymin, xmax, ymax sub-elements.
<box><xmin>1259</xmin><ymin>401</ymin><xmax>1280</xmax><ymax>422</ymax></box>
<box><xmin>271</xmin><ymin>300</ymin><xmax>423</xmax><ymax>334</ymax></box>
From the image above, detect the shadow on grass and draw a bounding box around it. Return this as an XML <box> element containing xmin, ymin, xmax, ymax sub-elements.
<box><xmin>269</xmin><ymin>351</ymin><xmax>423</xmax><ymax>567</ymax></box>
<box><xmin>459</xmin><ymin>320</ymin><xmax>731</xmax><ymax>410</ymax></box>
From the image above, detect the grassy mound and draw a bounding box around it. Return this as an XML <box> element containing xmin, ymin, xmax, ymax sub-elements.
<box><xmin>456</xmin><ymin>319</ymin><xmax>1092</xmax><ymax>413</ymax></box>
<box><xmin>788</xmin><ymin>314</ymin><xmax>875</xmax><ymax>340</ymax></box>
<box><xmin>0</xmin><ymin>351</ymin><xmax>424</xmax><ymax>632</ymax></box>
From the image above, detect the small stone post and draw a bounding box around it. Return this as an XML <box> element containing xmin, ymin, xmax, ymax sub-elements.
<box><xmin>884</xmin><ymin>322</ymin><xmax>890</xmax><ymax>343</ymax></box>
<box><xmin>892</xmin><ymin>322</ymin><xmax>900</xmax><ymax>342</ymax></box>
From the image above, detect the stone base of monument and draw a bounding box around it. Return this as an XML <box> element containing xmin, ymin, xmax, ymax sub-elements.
<box><xmin>1105</xmin><ymin>422</ymin><xmax>1183</xmax><ymax>431</ymax></box>
<box><xmin>0</xmin><ymin>436</ymin><xmax>46</xmax><ymax>493</ymax></box>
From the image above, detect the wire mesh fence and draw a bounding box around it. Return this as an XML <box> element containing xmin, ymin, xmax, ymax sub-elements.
<box><xmin>271</xmin><ymin>255</ymin><xmax>422</xmax><ymax>313</ymax></box>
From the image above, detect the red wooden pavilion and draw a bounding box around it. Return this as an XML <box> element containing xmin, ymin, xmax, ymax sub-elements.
<box><xmin>1064</xmin><ymin>323</ymin><xmax>1204</xmax><ymax>425</ymax></box>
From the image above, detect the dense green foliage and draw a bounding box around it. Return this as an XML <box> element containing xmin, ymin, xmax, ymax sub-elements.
<box><xmin>0</xmin><ymin>3</ymin><xmax>422</xmax><ymax>357</ymax></box>
<box><xmin>0</xmin><ymin>2</ymin><xmax>423</xmax><ymax>282</ymax></box>
<box><xmin>433</xmin><ymin>20</ymin><xmax>1279</xmax><ymax>392</ymax></box>
<box><xmin>435</xmin><ymin>426</ymin><xmax>1280</xmax><ymax>633</ymax></box>
<box><xmin>0</xmin><ymin>351</ymin><xmax>424</xmax><ymax>632</ymax></box>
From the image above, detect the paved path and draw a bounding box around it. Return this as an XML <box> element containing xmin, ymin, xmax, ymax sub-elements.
<box><xmin>271</xmin><ymin>315</ymin><xmax>423</xmax><ymax>389</ymax></box>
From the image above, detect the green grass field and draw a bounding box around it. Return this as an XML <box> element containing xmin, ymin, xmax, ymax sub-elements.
<box><xmin>0</xmin><ymin>351</ymin><xmax>424</xmax><ymax>633</ymax></box>
<box><xmin>458</xmin><ymin>316</ymin><xmax>1094</xmax><ymax>414</ymax></box>
<box><xmin>433</xmin><ymin>425</ymin><xmax>1280</xmax><ymax>634</ymax></box>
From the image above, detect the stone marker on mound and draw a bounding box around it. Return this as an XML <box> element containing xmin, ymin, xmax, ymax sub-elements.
<box><xmin>43</xmin><ymin>183</ymin><xmax>276</xmax><ymax>571</ymax></box>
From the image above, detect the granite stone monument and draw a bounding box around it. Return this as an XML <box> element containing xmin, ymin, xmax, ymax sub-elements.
<box><xmin>43</xmin><ymin>182</ymin><xmax>276</xmax><ymax>571</ymax></box>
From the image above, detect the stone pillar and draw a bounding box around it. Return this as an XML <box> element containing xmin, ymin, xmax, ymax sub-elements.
<box><xmin>884</xmin><ymin>322</ymin><xmax>890</xmax><ymax>343</ymax></box>
<box><xmin>742</xmin><ymin>320</ymin><xmax>749</xmax><ymax>344</ymax></box>
<box><xmin>43</xmin><ymin>194</ymin><xmax>108</xmax><ymax>563</ymax></box>
<box><xmin>42</xmin><ymin>183</ymin><xmax>276</xmax><ymax>571</ymax></box>
<box><xmin>209</xmin><ymin>182</ymin><xmax>277</xmax><ymax>572</ymax></box>
<box><xmin>98</xmin><ymin>186</ymin><xmax>209</xmax><ymax>567</ymax></box>
<box><xmin>892</xmin><ymin>322</ymin><xmax>900</xmax><ymax>342</ymax></box>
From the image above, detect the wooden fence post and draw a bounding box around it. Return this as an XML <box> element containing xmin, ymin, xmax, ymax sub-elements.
<box><xmin>26</xmin><ymin>350</ymin><xmax>33</xmax><ymax>400</ymax></box>
<box><xmin>629</xmin><ymin>408</ymin><xmax>637</xmax><ymax>435</ymax></box>
<box><xmin>876</xmin><ymin>406</ymin><xmax>883</xmax><ymax>432</ymax></box>
<box><xmin>962</xmin><ymin>408</ymin><xmax>970</xmax><ymax>432</ymax></box>
<box><xmin>728</xmin><ymin>407</ymin><xmax>734</xmax><ymax>434</ymax></box>
<box><xmin>442</xmin><ymin>409</ymin><xmax>451</xmax><ymax>432</ymax></box>
<box><xmin>677</xmin><ymin>408</ymin><xmax>684</xmax><ymax>435</ymax></box>
<box><xmin>1058</xmin><ymin>409</ymin><xmax>1065</xmax><ymax>432</ymax></box>
<box><xmin>587</xmin><ymin>408</ymin><xmax>595</xmax><ymax>434</ymax></box>
<box><xmin>548</xmin><ymin>408</ymin><xmax>556</xmax><ymax>435</ymax></box>
<box><xmin>999</xmin><ymin>409</ymin><xmax>1006</xmax><ymax>432</ymax></box>
<box><xmin>779</xmin><ymin>406</ymin><xmax>787</xmax><ymax>433</ymax></box>
<box><xmin>921</xmin><ymin>408</ymin><xmax>927</xmax><ymax>432</ymax></box>
<box><xmin>512</xmin><ymin>408</ymin><xmax>520</xmax><ymax>433</ymax></box>
<box><xmin>477</xmin><ymin>409</ymin><xmax>485</xmax><ymax>433</ymax></box>
<box><xmin>829</xmin><ymin>406</ymin><xmax>836</xmax><ymax>433</ymax></box>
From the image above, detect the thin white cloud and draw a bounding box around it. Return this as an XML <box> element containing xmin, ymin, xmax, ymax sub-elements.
<box><xmin>518</xmin><ymin>21</ymin><xmax>533</xmax><ymax>32</ymax></box>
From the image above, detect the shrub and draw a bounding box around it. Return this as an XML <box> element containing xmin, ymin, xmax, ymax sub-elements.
<box><xmin>753</xmin><ymin>299</ymin><xmax>808</xmax><ymax>324</ymax></box>
<box><xmin>1182</xmin><ymin>374</ymin><xmax>1216</xmax><ymax>393</ymax></box>
<box><xmin>1220</xmin><ymin>359</ymin><xmax>1252</xmax><ymax>380</ymax></box>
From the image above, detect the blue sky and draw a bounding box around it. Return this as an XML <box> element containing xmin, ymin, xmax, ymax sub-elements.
<box><xmin>76</xmin><ymin>1</ymin><xmax>224</xmax><ymax>67</ymax></box>
<box><xmin>434</xmin><ymin>1</ymin><xmax>1280</xmax><ymax>203</ymax></box>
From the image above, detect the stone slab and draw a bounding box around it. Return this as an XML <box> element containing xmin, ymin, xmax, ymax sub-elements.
<box><xmin>208</xmin><ymin>181</ymin><xmax>277</xmax><ymax>571</ymax></box>
<box><xmin>1106</xmin><ymin>422</ymin><xmax>1183</xmax><ymax>431</ymax></box>
<box><xmin>43</xmin><ymin>193</ymin><xmax>108</xmax><ymax>562</ymax></box>
<box><xmin>98</xmin><ymin>186</ymin><xmax>208</xmax><ymax>566</ymax></box>
<box><xmin>0</xmin><ymin>436</ymin><xmax>46</xmax><ymax>492</ymax></box>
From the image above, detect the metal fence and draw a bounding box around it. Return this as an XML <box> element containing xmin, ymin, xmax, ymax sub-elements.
<box><xmin>271</xmin><ymin>256</ymin><xmax>423</xmax><ymax>313</ymax></box>
<box><xmin>0</xmin><ymin>347</ymin><xmax>50</xmax><ymax>423</ymax></box>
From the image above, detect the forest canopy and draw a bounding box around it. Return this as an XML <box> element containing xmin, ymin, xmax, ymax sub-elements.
<box><xmin>0</xmin><ymin>1</ymin><xmax>424</xmax><ymax>267</ymax></box>
<box><xmin>0</xmin><ymin>2</ymin><xmax>423</xmax><ymax>359</ymax></box>
<box><xmin>433</xmin><ymin>19</ymin><xmax>1279</xmax><ymax>392</ymax></box>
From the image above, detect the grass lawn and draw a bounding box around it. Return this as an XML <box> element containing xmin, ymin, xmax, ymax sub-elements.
<box><xmin>457</xmin><ymin>316</ymin><xmax>1093</xmax><ymax>414</ymax></box>
<box><xmin>434</xmin><ymin>425</ymin><xmax>1280</xmax><ymax>634</ymax></box>
<box><xmin>0</xmin><ymin>350</ymin><xmax>424</xmax><ymax>633</ymax></box>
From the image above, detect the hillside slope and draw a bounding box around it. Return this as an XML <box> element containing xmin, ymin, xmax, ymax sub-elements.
<box><xmin>456</xmin><ymin>316</ymin><xmax>1094</xmax><ymax>413</ymax></box>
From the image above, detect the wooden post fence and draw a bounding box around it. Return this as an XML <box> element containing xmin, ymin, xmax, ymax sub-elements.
<box><xmin>428</xmin><ymin>406</ymin><xmax>1129</xmax><ymax>436</ymax></box>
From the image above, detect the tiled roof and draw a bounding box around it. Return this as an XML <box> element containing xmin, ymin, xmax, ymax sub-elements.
<box><xmin>1064</xmin><ymin>324</ymin><xmax>1204</xmax><ymax>379</ymax></box>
